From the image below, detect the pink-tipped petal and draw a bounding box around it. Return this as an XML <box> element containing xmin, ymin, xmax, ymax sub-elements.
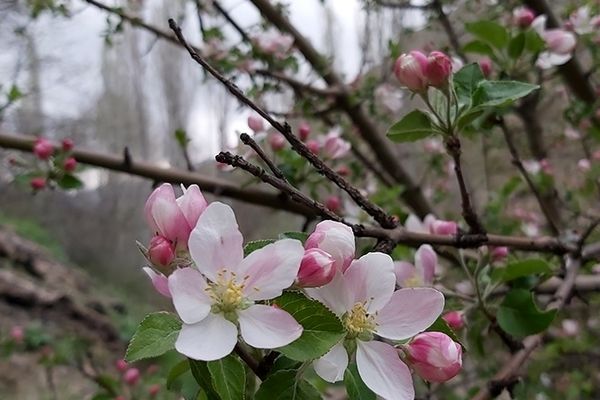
<box><xmin>143</xmin><ymin>267</ymin><xmax>171</xmax><ymax>298</ymax></box>
<box><xmin>344</xmin><ymin>252</ymin><xmax>395</xmax><ymax>313</ymax></box>
<box><xmin>239</xmin><ymin>239</ymin><xmax>304</xmax><ymax>301</ymax></box>
<box><xmin>313</xmin><ymin>342</ymin><xmax>348</xmax><ymax>383</ymax></box>
<box><xmin>188</xmin><ymin>202</ymin><xmax>244</xmax><ymax>282</ymax></box>
<box><xmin>238</xmin><ymin>304</ymin><xmax>302</xmax><ymax>349</ymax></box>
<box><xmin>175</xmin><ymin>314</ymin><xmax>237</xmax><ymax>361</ymax></box>
<box><xmin>375</xmin><ymin>287</ymin><xmax>444</xmax><ymax>340</ymax></box>
<box><xmin>144</xmin><ymin>184</ymin><xmax>191</xmax><ymax>245</ymax></box>
<box><xmin>176</xmin><ymin>184</ymin><xmax>208</xmax><ymax>228</ymax></box>
<box><xmin>356</xmin><ymin>340</ymin><xmax>414</xmax><ymax>400</ymax></box>
<box><xmin>414</xmin><ymin>245</ymin><xmax>437</xmax><ymax>285</ymax></box>
<box><xmin>297</xmin><ymin>248</ymin><xmax>336</xmax><ymax>288</ymax></box>
<box><xmin>168</xmin><ymin>268</ymin><xmax>211</xmax><ymax>324</ymax></box>
<box><xmin>305</xmin><ymin>221</ymin><xmax>355</xmax><ymax>272</ymax></box>
<box><xmin>305</xmin><ymin>270</ymin><xmax>350</xmax><ymax>316</ymax></box>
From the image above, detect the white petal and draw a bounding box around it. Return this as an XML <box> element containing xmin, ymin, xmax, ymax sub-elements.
<box><xmin>344</xmin><ymin>252</ymin><xmax>395</xmax><ymax>313</ymax></box>
<box><xmin>168</xmin><ymin>268</ymin><xmax>211</xmax><ymax>324</ymax></box>
<box><xmin>305</xmin><ymin>270</ymin><xmax>351</xmax><ymax>316</ymax></box>
<box><xmin>356</xmin><ymin>340</ymin><xmax>414</xmax><ymax>400</ymax></box>
<box><xmin>238</xmin><ymin>305</ymin><xmax>302</xmax><ymax>348</ymax></box>
<box><xmin>376</xmin><ymin>288</ymin><xmax>444</xmax><ymax>340</ymax></box>
<box><xmin>313</xmin><ymin>342</ymin><xmax>348</xmax><ymax>383</ymax></box>
<box><xmin>175</xmin><ymin>313</ymin><xmax>238</xmax><ymax>361</ymax></box>
<box><xmin>188</xmin><ymin>202</ymin><xmax>244</xmax><ymax>282</ymax></box>
<box><xmin>238</xmin><ymin>239</ymin><xmax>304</xmax><ymax>301</ymax></box>
<box><xmin>404</xmin><ymin>214</ymin><xmax>425</xmax><ymax>233</ymax></box>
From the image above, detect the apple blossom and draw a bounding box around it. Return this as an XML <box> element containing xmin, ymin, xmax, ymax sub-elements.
<box><xmin>374</xmin><ymin>83</ymin><xmax>404</xmax><ymax>113</ymax></box>
<box><xmin>305</xmin><ymin>220</ymin><xmax>355</xmax><ymax>272</ymax></box>
<box><xmin>442</xmin><ymin>311</ymin><xmax>465</xmax><ymax>330</ymax></box>
<box><xmin>169</xmin><ymin>202</ymin><xmax>303</xmax><ymax>361</ymax></box>
<box><xmin>63</xmin><ymin>157</ymin><xmax>77</xmax><ymax>172</ymax></box>
<box><xmin>533</xmin><ymin>15</ymin><xmax>577</xmax><ymax>69</ymax></box>
<box><xmin>336</xmin><ymin>165</ymin><xmax>350</xmax><ymax>176</ymax></box>
<box><xmin>10</xmin><ymin>325</ymin><xmax>24</xmax><ymax>343</ymax></box>
<box><xmin>298</xmin><ymin>121</ymin><xmax>311</xmax><ymax>141</ymax></box>
<box><xmin>149</xmin><ymin>384</ymin><xmax>161</xmax><ymax>397</ymax></box>
<box><xmin>430</xmin><ymin>219</ymin><xmax>458</xmax><ymax>236</ymax></box>
<box><xmin>30</xmin><ymin>177</ymin><xmax>46</xmax><ymax>190</ymax></box>
<box><xmin>394</xmin><ymin>51</ymin><xmax>429</xmax><ymax>92</ymax></box>
<box><xmin>307</xmin><ymin>253</ymin><xmax>445</xmax><ymax>399</ymax></box>
<box><xmin>578</xmin><ymin>158</ymin><xmax>591</xmax><ymax>172</ymax></box>
<box><xmin>325</xmin><ymin>195</ymin><xmax>342</xmax><ymax>213</ymax></box>
<box><xmin>568</xmin><ymin>6</ymin><xmax>600</xmax><ymax>35</ymax></box>
<box><xmin>451</xmin><ymin>56</ymin><xmax>464</xmax><ymax>72</ymax></box>
<box><xmin>404</xmin><ymin>213</ymin><xmax>436</xmax><ymax>234</ymax></box>
<box><xmin>124</xmin><ymin>368</ymin><xmax>141</xmax><ymax>385</ymax></box>
<box><xmin>306</xmin><ymin>139</ymin><xmax>321</xmax><ymax>154</ymax></box>
<box><xmin>247</xmin><ymin>115</ymin><xmax>264</xmax><ymax>132</ymax></box>
<box><xmin>405</xmin><ymin>332</ymin><xmax>462</xmax><ymax>382</ymax></box>
<box><xmin>33</xmin><ymin>138</ymin><xmax>54</xmax><ymax>160</ymax></box>
<box><xmin>491</xmin><ymin>246</ymin><xmax>509</xmax><ymax>262</ymax></box>
<box><xmin>479</xmin><ymin>57</ymin><xmax>493</xmax><ymax>78</ymax></box>
<box><xmin>322</xmin><ymin>131</ymin><xmax>351</xmax><ymax>159</ymax></box>
<box><xmin>513</xmin><ymin>7</ymin><xmax>535</xmax><ymax>28</ymax></box>
<box><xmin>425</xmin><ymin>51</ymin><xmax>452</xmax><ymax>88</ymax></box>
<box><xmin>61</xmin><ymin>138</ymin><xmax>74</xmax><ymax>151</ymax></box>
<box><xmin>144</xmin><ymin>183</ymin><xmax>207</xmax><ymax>249</ymax></box>
<box><xmin>268</xmin><ymin>133</ymin><xmax>286</xmax><ymax>151</ymax></box>
<box><xmin>394</xmin><ymin>244</ymin><xmax>437</xmax><ymax>287</ymax></box>
<box><xmin>115</xmin><ymin>359</ymin><xmax>128</xmax><ymax>372</ymax></box>
<box><xmin>296</xmin><ymin>248</ymin><xmax>336</xmax><ymax>288</ymax></box>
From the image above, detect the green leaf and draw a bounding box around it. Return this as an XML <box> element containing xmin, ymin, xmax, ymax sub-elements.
<box><xmin>279</xmin><ymin>231</ymin><xmax>309</xmax><ymax>243</ymax></box>
<box><xmin>472</xmin><ymin>80</ymin><xmax>539</xmax><ymax>109</ymax></box>
<box><xmin>497</xmin><ymin>289</ymin><xmax>557</xmax><ymax>338</ymax></box>
<box><xmin>387</xmin><ymin>110</ymin><xmax>434</xmax><ymax>143</ymax></box>
<box><xmin>190</xmin><ymin>360</ymin><xmax>220</xmax><ymax>400</ymax></box>
<box><xmin>427</xmin><ymin>317</ymin><xmax>465</xmax><ymax>351</ymax></box>
<box><xmin>7</xmin><ymin>85</ymin><xmax>23</xmax><ymax>102</ymax></box>
<box><xmin>167</xmin><ymin>359</ymin><xmax>191</xmax><ymax>390</ymax></box>
<box><xmin>465</xmin><ymin>21</ymin><xmax>509</xmax><ymax>50</ymax></box>
<box><xmin>453</xmin><ymin>63</ymin><xmax>485</xmax><ymax>106</ymax></box>
<box><xmin>463</xmin><ymin>40</ymin><xmax>495</xmax><ymax>57</ymax></box>
<box><xmin>268</xmin><ymin>355</ymin><xmax>301</xmax><ymax>377</ymax></box>
<box><xmin>243</xmin><ymin>239</ymin><xmax>275</xmax><ymax>257</ymax></box>
<box><xmin>525</xmin><ymin>29</ymin><xmax>545</xmax><ymax>53</ymax></box>
<box><xmin>255</xmin><ymin>370</ymin><xmax>321</xmax><ymax>400</ymax></box>
<box><xmin>273</xmin><ymin>292</ymin><xmax>345</xmax><ymax>361</ymax></box>
<box><xmin>492</xmin><ymin>258</ymin><xmax>552</xmax><ymax>283</ymax></box>
<box><xmin>57</xmin><ymin>174</ymin><xmax>83</xmax><ymax>189</ymax></box>
<box><xmin>125</xmin><ymin>312</ymin><xmax>181</xmax><ymax>362</ymax></box>
<box><xmin>175</xmin><ymin>129</ymin><xmax>190</xmax><ymax>147</ymax></box>
<box><xmin>344</xmin><ymin>364</ymin><xmax>375</xmax><ymax>400</ymax></box>
<box><xmin>207</xmin><ymin>354</ymin><xmax>246</xmax><ymax>400</ymax></box>
<box><xmin>508</xmin><ymin>32</ymin><xmax>526</xmax><ymax>59</ymax></box>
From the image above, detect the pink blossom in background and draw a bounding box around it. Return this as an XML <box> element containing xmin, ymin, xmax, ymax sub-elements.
<box><xmin>63</xmin><ymin>157</ymin><xmax>77</xmax><ymax>172</ymax></box>
<box><xmin>61</xmin><ymin>138</ymin><xmax>74</xmax><ymax>151</ymax></box>
<box><xmin>325</xmin><ymin>195</ymin><xmax>342</xmax><ymax>213</ymax></box>
<box><xmin>430</xmin><ymin>219</ymin><xmax>458</xmax><ymax>236</ymax></box>
<box><xmin>394</xmin><ymin>244</ymin><xmax>437</xmax><ymax>288</ymax></box>
<box><xmin>33</xmin><ymin>138</ymin><xmax>54</xmax><ymax>160</ymax></box>
<box><xmin>306</xmin><ymin>139</ymin><xmax>321</xmax><ymax>154</ymax></box>
<box><xmin>533</xmin><ymin>15</ymin><xmax>577</xmax><ymax>69</ymax></box>
<box><xmin>513</xmin><ymin>7</ymin><xmax>535</xmax><ymax>28</ymax></box>
<box><xmin>247</xmin><ymin>115</ymin><xmax>265</xmax><ymax>133</ymax></box>
<box><xmin>298</xmin><ymin>121</ymin><xmax>311</xmax><ymax>141</ymax></box>
<box><xmin>115</xmin><ymin>359</ymin><xmax>128</xmax><ymax>372</ymax></box>
<box><xmin>322</xmin><ymin>131</ymin><xmax>351</xmax><ymax>159</ymax></box>
<box><xmin>564</xmin><ymin>127</ymin><xmax>581</xmax><ymax>140</ymax></box>
<box><xmin>442</xmin><ymin>311</ymin><xmax>465</xmax><ymax>330</ymax></box>
<box><xmin>479</xmin><ymin>57</ymin><xmax>493</xmax><ymax>78</ymax></box>
<box><xmin>10</xmin><ymin>326</ymin><xmax>24</xmax><ymax>343</ymax></box>
<box><xmin>577</xmin><ymin>158</ymin><xmax>591</xmax><ymax>172</ymax></box>
<box><xmin>491</xmin><ymin>246</ymin><xmax>509</xmax><ymax>262</ymax></box>
<box><xmin>374</xmin><ymin>84</ymin><xmax>404</xmax><ymax>113</ymax></box>
<box><xmin>124</xmin><ymin>368</ymin><xmax>141</xmax><ymax>386</ymax></box>
<box><xmin>30</xmin><ymin>177</ymin><xmax>46</xmax><ymax>190</ymax></box>
<box><xmin>268</xmin><ymin>133</ymin><xmax>286</xmax><ymax>151</ymax></box>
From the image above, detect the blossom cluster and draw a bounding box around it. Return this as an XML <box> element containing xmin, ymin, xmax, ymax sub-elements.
<box><xmin>140</xmin><ymin>184</ymin><xmax>463</xmax><ymax>399</ymax></box>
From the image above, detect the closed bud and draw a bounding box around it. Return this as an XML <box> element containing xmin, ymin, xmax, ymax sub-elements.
<box><xmin>425</xmin><ymin>51</ymin><xmax>452</xmax><ymax>88</ymax></box>
<box><xmin>10</xmin><ymin>326</ymin><xmax>24</xmax><ymax>343</ymax></box>
<box><xmin>513</xmin><ymin>7</ymin><xmax>535</xmax><ymax>28</ymax></box>
<box><xmin>268</xmin><ymin>133</ymin><xmax>286</xmax><ymax>151</ymax></box>
<box><xmin>323</xmin><ymin>132</ymin><xmax>351</xmax><ymax>159</ymax></box>
<box><xmin>406</xmin><ymin>332</ymin><xmax>462</xmax><ymax>382</ymax></box>
<box><xmin>298</xmin><ymin>122</ymin><xmax>311</xmax><ymax>141</ymax></box>
<box><xmin>30</xmin><ymin>177</ymin><xmax>46</xmax><ymax>191</ymax></box>
<box><xmin>491</xmin><ymin>246</ymin><xmax>509</xmax><ymax>262</ymax></box>
<box><xmin>247</xmin><ymin>115</ymin><xmax>264</xmax><ymax>132</ymax></box>
<box><xmin>305</xmin><ymin>220</ymin><xmax>355</xmax><ymax>272</ymax></box>
<box><xmin>61</xmin><ymin>138</ymin><xmax>74</xmax><ymax>151</ymax></box>
<box><xmin>325</xmin><ymin>195</ymin><xmax>341</xmax><ymax>213</ymax></box>
<box><xmin>124</xmin><ymin>368</ymin><xmax>141</xmax><ymax>386</ymax></box>
<box><xmin>394</xmin><ymin>50</ymin><xmax>429</xmax><ymax>92</ymax></box>
<box><xmin>149</xmin><ymin>384</ymin><xmax>161</xmax><ymax>397</ymax></box>
<box><xmin>63</xmin><ymin>157</ymin><xmax>77</xmax><ymax>172</ymax></box>
<box><xmin>297</xmin><ymin>248</ymin><xmax>336</xmax><ymax>287</ymax></box>
<box><xmin>115</xmin><ymin>359</ymin><xmax>128</xmax><ymax>372</ymax></box>
<box><xmin>148</xmin><ymin>236</ymin><xmax>175</xmax><ymax>267</ymax></box>
<box><xmin>306</xmin><ymin>139</ymin><xmax>321</xmax><ymax>154</ymax></box>
<box><xmin>336</xmin><ymin>165</ymin><xmax>350</xmax><ymax>176</ymax></box>
<box><xmin>430</xmin><ymin>220</ymin><xmax>458</xmax><ymax>235</ymax></box>
<box><xmin>33</xmin><ymin>138</ymin><xmax>54</xmax><ymax>160</ymax></box>
<box><xmin>442</xmin><ymin>311</ymin><xmax>465</xmax><ymax>330</ymax></box>
<box><xmin>479</xmin><ymin>57</ymin><xmax>493</xmax><ymax>78</ymax></box>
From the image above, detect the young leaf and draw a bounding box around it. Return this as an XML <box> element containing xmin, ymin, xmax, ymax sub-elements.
<box><xmin>472</xmin><ymin>80</ymin><xmax>539</xmax><ymax>109</ymax></box>
<box><xmin>453</xmin><ymin>63</ymin><xmax>485</xmax><ymax>106</ymax></box>
<box><xmin>189</xmin><ymin>360</ymin><xmax>220</xmax><ymax>400</ymax></box>
<box><xmin>463</xmin><ymin>40</ymin><xmax>495</xmax><ymax>57</ymax></box>
<box><xmin>465</xmin><ymin>21</ymin><xmax>509</xmax><ymax>50</ymax></box>
<box><xmin>207</xmin><ymin>354</ymin><xmax>246</xmax><ymax>400</ymax></box>
<box><xmin>244</xmin><ymin>239</ymin><xmax>275</xmax><ymax>257</ymax></box>
<box><xmin>427</xmin><ymin>317</ymin><xmax>465</xmax><ymax>351</ymax></box>
<box><xmin>57</xmin><ymin>174</ymin><xmax>83</xmax><ymax>190</ymax></box>
<box><xmin>344</xmin><ymin>364</ymin><xmax>375</xmax><ymax>400</ymax></box>
<box><xmin>167</xmin><ymin>359</ymin><xmax>191</xmax><ymax>390</ymax></box>
<box><xmin>497</xmin><ymin>289</ymin><xmax>557</xmax><ymax>338</ymax></box>
<box><xmin>279</xmin><ymin>231</ymin><xmax>309</xmax><ymax>243</ymax></box>
<box><xmin>125</xmin><ymin>312</ymin><xmax>181</xmax><ymax>362</ymax></box>
<box><xmin>387</xmin><ymin>110</ymin><xmax>434</xmax><ymax>143</ymax></box>
<box><xmin>255</xmin><ymin>370</ymin><xmax>321</xmax><ymax>400</ymax></box>
<box><xmin>492</xmin><ymin>258</ymin><xmax>552</xmax><ymax>283</ymax></box>
<box><xmin>273</xmin><ymin>292</ymin><xmax>345</xmax><ymax>361</ymax></box>
<box><xmin>508</xmin><ymin>32</ymin><xmax>526</xmax><ymax>59</ymax></box>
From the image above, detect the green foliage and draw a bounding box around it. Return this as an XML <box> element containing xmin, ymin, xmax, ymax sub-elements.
<box><xmin>125</xmin><ymin>312</ymin><xmax>181</xmax><ymax>362</ymax></box>
<box><xmin>57</xmin><ymin>174</ymin><xmax>83</xmax><ymax>190</ymax></box>
<box><xmin>471</xmin><ymin>80</ymin><xmax>539</xmax><ymax>109</ymax></box>
<box><xmin>387</xmin><ymin>110</ymin><xmax>434</xmax><ymax>142</ymax></box>
<box><xmin>497</xmin><ymin>289</ymin><xmax>557</xmax><ymax>338</ymax></box>
<box><xmin>243</xmin><ymin>239</ymin><xmax>276</xmax><ymax>257</ymax></box>
<box><xmin>492</xmin><ymin>258</ymin><xmax>553</xmax><ymax>283</ymax></box>
<box><xmin>273</xmin><ymin>292</ymin><xmax>345</xmax><ymax>361</ymax></box>
<box><xmin>255</xmin><ymin>370</ymin><xmax>321</xmax><ymax>400</ymax></box>
<box><xmin>427</xmin><ymin>317</ymin><xmax>464</xmax><ymax>350</ymax></box>
<box><xmin>465</xmin><ymin>21</ymin><xmax>510</xmax><ymax>50</ymax></box>
<box><xmin>279</xmin><ymin>231</ymin><xmax>309</xmax><ymax>243</ymax></box>
<box><xmin>453</xmin><ymin>63</ymin><xmax>485</xmax><ymax>107</ymax></box>
<box><xmin>344</xmin><ymin>364</ymin><xmax>375</xmax><ymax>400</ymax></box>
<box><xmin>207</xmin><ymin>354</ymin><xmax>246</xmax><ymax>400</ymax></box>
<box><xmin>175</xmin><ymin>129</ymin><xmax>191</xmax><ymax>148</ymax></box>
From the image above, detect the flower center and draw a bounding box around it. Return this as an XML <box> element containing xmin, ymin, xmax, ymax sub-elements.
<box><xmin>344</xmin><ymin>302</ymin><xmax>376</xmax><ymax>338</ymax></box>
<box><xmin>206</xmin><ymin>269</ymin><xmax>250</xmax><ymax>314</ymax></box>
<box><xmin>404</xmin><ymin>275</ymin><xmax>423</xmax><ymax>288</ymax></box>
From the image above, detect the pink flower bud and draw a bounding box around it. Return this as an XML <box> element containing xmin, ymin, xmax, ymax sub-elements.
<box><xmin>325</xmin><ymin>195</ymin><xmax>341</xmax><ymax>213</ymax></box>
<box><xmin>425</xmin><ymin>51</ymin><xmax>452</xmax><ymax>88</ymax></box>
<box><xmin>406</xmin><ymin>332</ymin><xmax>462</xmax><ymax>382</ymax></box>
<box><xmin>491</xmin><ymin>246</ymin><xmax>509</xmax><ymax>262</ymax></box>
<box><xmin>306</xmin><ymin>139</ymin><xmax>321</xmax><ymax>154</ymax></box>
<box><xmin>147</xmin><ymin>236</ymin><xmax>175</xmax><ymax>267</ymax></box>
<box><xmin>305</xmin><ymin>220</ymin><xmax>355</xmax><ymax>272</ymax></box>
<box><xmin>30</xmin><ymin>177</ymin><xmax>46</xmax><ymax>191</ymax></box>
<box><xmin>442</xmin><ymin>311</ymin><xmax>465</xmax><ymax>330</ymax></box>
<box><xmin>336</xmin><ymin>165</ymin><xmax>350</xmax><ymax>176</ymax></box>
<box><xmin>430</xmin><ymin>220</ymin><xmax>458</xmax><ymax>235</ymax></box>
<box><xmin>394</xmin><ymin>50</ymin><xmax>429</xmax><ymax>92</ymax></box>
<box><xmin>115</xmin><ymin>359</ymin><xmax>128</xmax><ymax>372</ymax></box>
<box><xmin>543</xmin><ymin>30</ymin><xmax>576</xmax><ymax>55</ymax></box>
<box><xmin>149</xmin><ymin>384</ymin><xmax>161</xmax><ymax>397</ymax></box>
<box><xmin>297</xmin><ymin>248</ymin><xmax>336</xmax><ymax>287</ymax></box>
<box><xmin>561</xmin><ymin>319</ymin><xmax>580</xmax><ymax>337</ymax></box>
<box><xmin>124</xmin><ymin>368</ymin><xmax>141</xmax><ymax>386</ymax></box>
<box><xmin>10</xmin><ymin>326</ymin><xmax>24</xmax><ymax>343</ymax></box>
<box><xmin>61</xmin><ymin>138</ymin><xmax>74</xmax><ymax>151</ymax></box>
<box><xmin>63</xmin><ymin>157</ymin><xmax>77</xmax><ymax>172</ymax></box>
<box><xmin>268</xmin><ymin>133</ymin><xmax>286</xmax><ymax>151</ymax></box>
<box><xmin>247</xmin><ymin>115</ymin><xmax>264</xmax><ymax>132</ymax></box>
<box><xmin>513</xmin><ymin>7</ymin><xmax>535</xmax><ymax>28</ymax></box>
<box><xmin>33</xmin><ymin>138</ymin><xmax>54</xmax><ymax>160</ymax></box>
<box><xmin>540</xmin><ymin>158</ymin><xmax>553</xmax><ymax>175</ymax></box>
<box><xmin>479</xmin><ymin>57</ymin><xmax>493</xmax><ymax>78</ymax></box>
<box><xmin>298</xmin><ymin>122</ymin><xmax>311</xmax><ymax>141</ymax></box>
<box><xmin>578</xmin><ymin>158</ymin><xmax>591</xmax><ymax>172</ymax></box>
<box><xmin>323</xmin><ymin>132</ymin><xmax>351</xmax><ymax>159</ymax></box>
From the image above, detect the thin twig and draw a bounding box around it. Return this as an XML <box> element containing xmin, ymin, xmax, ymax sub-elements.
<box><xmin>239</xmin><ymin>133</ymin><xmax>288</xmax><ymax>182</ymax></box>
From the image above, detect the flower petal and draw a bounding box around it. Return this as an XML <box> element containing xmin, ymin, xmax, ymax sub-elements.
<box><xmin>145</xmin><ymin>183</ymin><xmax>191</xmax><ymax>245</ymax></box>
<box><xmin>168</xmin><ymin>268</ymin><xmax>211</xmax><ymax>324</ymax></box>
<box><xmin>356</xmin><ymin>340</ymin><xmax>414</xmax><ymax>400</ymax></box>
<box><xmin>305</xmin><ymin>221</ymin><xmax>355</xmax><ymax>272</ymax></box>
<box><xmin>238</xmin><ymin>304</ymin><xmax>302</xmax><ymax>349</ymax></box>
<box><xmin>313</xmin><ymin>342</ymin><xmax>348</xmax><ymax>383</ymax></box>
<box><xmin>175</xmin><ymin>313</ymin><xmax>237</xmax><ymax>361</ymax></box>
<box><xmin>143</xmin><ymin>267</ymin><xmax>171</xmax><ymax>298</ymax></box>
<box><xmin>188</xmin><ymin>202</ymin><xmax>244</xmax><ymax>282</ymax></box>
<box><xmin>239</xmin><ymin>239</ymin><xmax>304</xmax><ymax>301</ymax></box>
<box><xmin>394</xmin><ymin>261</ymin><xmax>416</xmax><ymax>287</ymax></box>
<box><xmin>305</xmin><ymin>270</ymin><xmax>351</xmax><ymax>316</ymax></box>
<box><xmin>375</xmin><ymin>287</ymin><xmax>444</xmax><ymax>340</ymax></box>
<box><xmin>176</xmin><ymin>184</ymin><xmax>208</xmax><ymax>228</ymax></box>
<box><xmin>344</xmin><ymin>252</ymin><xmax>395</xmax><ymax>313</ymax></box>
<box><xmin>414</xmin><ymin>245</ymin><xmax>436</xmax><ymax>285</ymax></box>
